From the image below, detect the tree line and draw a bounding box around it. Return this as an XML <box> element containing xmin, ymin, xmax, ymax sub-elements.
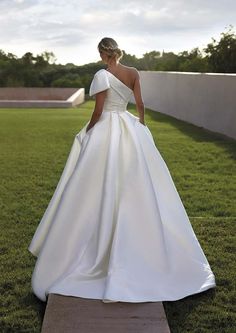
<box><xmin>0</xmin><ymin>25</ymin><xmax>235</xmax><ymax>94</ymax></box>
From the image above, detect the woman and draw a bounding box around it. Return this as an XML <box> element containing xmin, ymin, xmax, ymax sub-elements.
<box><xmin>85</xmin><ymin>39</ymin><xmax>145</xmax><ymax>133</ymax></box>
<box><xmin>29</xmin><ymin>37</ymin><xmax>216</xmax><ymax>303</ymax></box>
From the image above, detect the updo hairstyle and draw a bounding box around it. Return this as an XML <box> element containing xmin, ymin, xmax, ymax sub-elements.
<box><xmin>98</xmin><ymin>37</ymin><xmax>123</xmax><ymax>61</ymax></box>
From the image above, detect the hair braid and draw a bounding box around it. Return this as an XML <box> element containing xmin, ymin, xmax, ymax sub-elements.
<box><xmin>98</xmin><ymin>37</ymin><xmax>123</xmax><ymax>61</ymax></box>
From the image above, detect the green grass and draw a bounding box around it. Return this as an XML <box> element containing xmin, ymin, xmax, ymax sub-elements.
<box><xmin>0</xmin><ymin>102</ymin><xmax>235</xmax><ymax>332</ymax></box>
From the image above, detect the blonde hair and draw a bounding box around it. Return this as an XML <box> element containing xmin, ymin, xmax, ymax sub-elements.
<box><xmin>98</xmin><ymin>37</ymin><xmax>123</xmax><ymax>61</ymax></box>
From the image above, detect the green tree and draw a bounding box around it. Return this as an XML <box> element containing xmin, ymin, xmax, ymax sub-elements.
<box><xmin>21</xmin><ymin>52</ymin><xmax>35</xmax><ymax>65</ymax></box>
<box><xmin>121</xmin><ymin>51</ymin><xmax>140</xmax><ymax>68</ymax></box>
<box><xmin>204</xmin><ymin>25</ymin><xmax>236</xmax><ymax>73</ymax></box>
<box><xmin>52</xmin><ymin>73</ymin><xmax>82</xmax><ymax>87</ymax></box>
<box><xmin>155</xmin><ymin>51</ymin><xmax>180</xmax><ymax>71</ymax></box>
<box><xmin>41</xmin><ymin>51</ymin><xmax>57</xmax><ymax>64</ymax></box>
<box><xmin>139</xmin><ymin>51</ymin><xmax>161</xmax><ymax>70</ymax></box>
<box><xmin>178</xmin><ymin>48</ymin><xmax>209</xmax><ymax>72</ymax></box>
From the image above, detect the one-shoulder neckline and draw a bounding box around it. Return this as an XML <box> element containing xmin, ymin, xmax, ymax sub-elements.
<box><xmin>104</xmin><ymin>69</ymin><xmax>133</xmax><ymax>92</ymax></box>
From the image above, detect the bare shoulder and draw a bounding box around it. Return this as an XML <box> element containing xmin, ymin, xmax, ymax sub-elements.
<box><xmin>120</xmin><ymin>64</ymin><xmax>139</xmax><ymax>78</ymax></box>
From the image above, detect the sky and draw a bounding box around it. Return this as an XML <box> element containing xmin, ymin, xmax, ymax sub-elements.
<box><xmin>0</xmin><ymin>0</ymin><xmax>235</xmax><ymax>66</ymax></box>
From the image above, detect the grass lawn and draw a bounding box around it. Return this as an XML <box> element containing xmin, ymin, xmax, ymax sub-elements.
<box><xmin>0</xmin><ymin>101</ymin><xmax>235</xmax><ymax>332</ymax></box>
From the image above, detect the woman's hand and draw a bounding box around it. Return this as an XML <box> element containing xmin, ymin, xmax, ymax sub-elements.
<box><xmin>86</xmin><ymin>125</ymin><xmax>92</xmax><ymax>133</ymax></box>
<box><xmin>139</xmin><ymin>120</ymin><xmax>146</xmax><ymax>126</ymax></box>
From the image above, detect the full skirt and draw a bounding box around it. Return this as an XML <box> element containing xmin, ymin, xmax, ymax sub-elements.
<box><xmin>29</xmin><ymin>110</ymin><xmax>216</xmax><ymax>302</ymax></box>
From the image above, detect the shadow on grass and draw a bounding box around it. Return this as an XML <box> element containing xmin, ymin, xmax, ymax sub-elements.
<box><xmin>20</xmin><ymin>292</ymin><xmax>47</xmax><ymax>330</ymax></box>
<box><xmin>163</xmin><ymin>288</ymin><xmax>216</xmax><ymax>333</ymax></box>
<box><xmin>128</xmin><ymin>103</ymin><xmax>236</xmax><ymax>160</ymax></box>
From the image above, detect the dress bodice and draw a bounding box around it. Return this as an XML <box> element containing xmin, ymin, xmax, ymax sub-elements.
<box><xmin>89</xmin><ymin>69</ymin><xmax>133</xmax><ymax>113</ymax></box>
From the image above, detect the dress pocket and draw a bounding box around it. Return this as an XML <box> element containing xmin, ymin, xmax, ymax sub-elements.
<box><xmin>85</xmin><ymin>126</ymin><xmax>93</xmax><ymax>136</ymax></box>
<box><xmin>140</xmin><ymin>122</ymin><xmax>147</xmax><ymax>127</ymax></box>
<box><xmin>137</xmin><ymin>120</ymin><xmax>147</xmax><ymax>127</ymax></box>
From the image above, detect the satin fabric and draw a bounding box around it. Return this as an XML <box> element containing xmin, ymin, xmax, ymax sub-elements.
<box><xmin>28</xmin><ymin>69</ymin><xmax>216</xmax><ymax>303</ymax></box>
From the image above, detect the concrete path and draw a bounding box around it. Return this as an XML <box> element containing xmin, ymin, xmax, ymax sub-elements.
<box><xmin>41</xmin><ymin>294</ymin><xmax>171</xmax><ymax>333</ymax></box>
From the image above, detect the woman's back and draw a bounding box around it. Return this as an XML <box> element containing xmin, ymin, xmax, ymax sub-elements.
<box><xmin>89</xmin><ymin>68</ymin><xmax>133</xmax><ymax>112</ymax></box>
<box><xmin>106</xmin><ymin>64</ymin><xmax>138</xmax><ymax>91</ymax></box>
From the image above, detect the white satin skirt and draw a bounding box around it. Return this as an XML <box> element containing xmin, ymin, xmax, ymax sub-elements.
<box><xmin>28</xmin><ymin>110</ymin><xmax>216</xmax><ymax>302</ymax></box>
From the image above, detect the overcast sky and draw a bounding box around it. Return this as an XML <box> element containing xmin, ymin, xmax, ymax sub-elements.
<box><xmin>1</xmin><ymin>0</ymin><xmax>235</xmax><ymax>65</ymax></box>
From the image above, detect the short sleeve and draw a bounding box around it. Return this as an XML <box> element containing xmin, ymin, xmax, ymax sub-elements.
<box><xmin>89</xmin><ymin>70</ymin><xmax>111</xmax><ymax>97</ymax></box>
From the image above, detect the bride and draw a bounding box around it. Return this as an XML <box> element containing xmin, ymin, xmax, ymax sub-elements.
<box><xmin>28</xmin><ymin>37</ymin><xmax>216</xmax><ymax>303</ymax></box>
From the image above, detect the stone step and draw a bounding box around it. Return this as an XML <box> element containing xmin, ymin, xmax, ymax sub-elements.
<box><xmin>41</xmin><ymin>294</ymin><xmax>171</xmax><ymax>333</ymax></box>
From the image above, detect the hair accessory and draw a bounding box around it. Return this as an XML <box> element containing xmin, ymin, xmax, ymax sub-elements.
<box><xmin>100</xmin><ymin>42</ymin><xmax>118</xmax><ymax>51</ymax></box>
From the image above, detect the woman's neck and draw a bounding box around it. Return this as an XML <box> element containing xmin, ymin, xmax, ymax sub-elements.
<box><xmin>106</xmin><ymin>61</ymin><xmax>120</xmax><ymax>72</ymax></box>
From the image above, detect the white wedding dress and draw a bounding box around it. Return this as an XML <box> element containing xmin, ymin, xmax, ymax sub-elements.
<box><xmin>28</xmin><ymin>68</ymin><xmax>216</xmax><ymax>303</ymax></box>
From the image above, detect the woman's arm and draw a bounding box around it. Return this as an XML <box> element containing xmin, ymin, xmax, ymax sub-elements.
<box><xmin>133</xmin><ymin>70</ymin><xmax>145</xmax><ymax>125</ymax></box>
<box><xmin>86</xmin><ymin>89</ymin><xmax>108</xmax><ymax>133</ymax></box>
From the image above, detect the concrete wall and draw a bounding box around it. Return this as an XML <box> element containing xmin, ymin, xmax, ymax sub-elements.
<box><xmin>0</xmin><ymin>87</ymin><xmax>85</xmax><ymax>108</ymax></box>
<box><xmin>67</xmin><ymin>88</ymin><xmax>85</xmax><ymax>107</ymax></box>
<box><xmin>0</xmin><ymin>87</ymin><xmax>79</xmax><ymax>100</ymax></box>
<box><xmin>130</xmin><ymin>71</ymin><xmax>236</xmax><ymax>140</ymax></box>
